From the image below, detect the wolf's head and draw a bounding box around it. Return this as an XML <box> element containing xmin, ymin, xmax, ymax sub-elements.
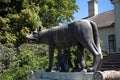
<box><xmin>26</xmin><ymin>27</ymin><xmax>42</xmax><ymax>43</ymax></box>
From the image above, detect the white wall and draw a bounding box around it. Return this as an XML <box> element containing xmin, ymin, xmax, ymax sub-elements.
<box><xmin>98</xmin><ymin>27</ymin><xmax>115</xmax><ymax>52</ymax></box>
<box><xmin>112</xmin><ymin>0</ymin><xmax>120</xmax><ymax>52</ymax></box>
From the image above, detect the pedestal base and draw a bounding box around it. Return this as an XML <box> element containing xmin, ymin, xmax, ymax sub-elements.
<box><xmin>28</xmin><ymin>70</ymin><xmax>93</xmax><ymax>80</ymax></box>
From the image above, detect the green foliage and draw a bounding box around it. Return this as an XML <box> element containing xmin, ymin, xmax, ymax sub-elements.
<box><xmin>0</xmin><ymin>0</ymin><xmax>79</xmax><ymax>78</ymax></box>
<box><xmin>19</xmin><ymin>43</ymin><xmax>49</xmax><ymax>58</ymax></box>
<box><xmin>70</xmin><ymin>46</ymin><xmax>93</xmax><ymax>67</ymax></box>
<box><xmin>0</xmin><ymin>43</ymin><xmax>50</xmax><ymax>80</ymax></box>
<box><xmin>39</xmin><ymin>0</ymin><xmax>78</xmax><ymax>27</ymax></box>
<box><xmin>0</xmin><ymin>44</ymin><xmax>17</xmax><ymax>72</ymax></box>
<box><xmin>69</xmin><ymin>46</ymin><xmax>93</xmax><ymax>68</ymax></box>
<box><xmin>0</xmin><ymin>44</ymin><xmax>94</xmax><ymax>80</ymax></box>
<box><xmin>19</xmin><ymin>43</ymin><xmax>57</xmax><ymax>70</ymax></box>
<box><xmin>0</xmin><ymin>0</ymin><xmax>78</xmax><ymax>47</ymax></box>
<box><xmin>0</xmin><ymin>0</ymin><xmax>42</xmax><ymax>47</ymax></box>
<box><xmin>84</xmin><ymin>49</ymin><xmax>93</xmax><ymax>67</ymax></box>
<box><xmin>18</xmin><ymin>43</ymin><xmax>50</xmax><ymax>71</ymax></box>
<box><xmin>0</xmin><ymin>50</ymin><xmax>39</xmax><ymax>80</ymax></box>
<box><xmin>37</xmin><ymin>56</ymin><xmax>49</xmax><ymax>70</ymax></box>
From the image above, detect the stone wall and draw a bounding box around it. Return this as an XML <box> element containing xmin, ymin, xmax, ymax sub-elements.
<box><xmin>112</xmin><ymin>0</ymin><xmax>120</xmax><ymax>52</ymax></box>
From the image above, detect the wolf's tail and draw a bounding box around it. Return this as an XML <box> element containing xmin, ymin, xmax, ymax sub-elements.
<box><xmin>90</xmin><ymin>21</ymin><xmax>101</xmax><ymax>54</ymax></box>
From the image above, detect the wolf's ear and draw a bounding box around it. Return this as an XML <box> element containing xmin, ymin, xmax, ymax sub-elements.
<box><xmin>38</xmin><ymin>26</ymin><xmax>42</xmax><ymax>31</ymax></box>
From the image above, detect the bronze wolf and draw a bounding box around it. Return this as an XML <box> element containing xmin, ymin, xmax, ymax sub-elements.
<box><xmin>26</xmin><ymin>20</ymin><xmax>103</xmax><ymax>72</ymax></box>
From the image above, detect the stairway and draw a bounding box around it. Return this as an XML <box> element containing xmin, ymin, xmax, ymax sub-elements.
<box><xmin>100</xmin><ymin>53</ymin><xmax>120</xmax><ymax>71</ymax></box>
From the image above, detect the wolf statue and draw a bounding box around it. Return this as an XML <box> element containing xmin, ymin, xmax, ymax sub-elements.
<box><xmin>26</xmin><ymin>20</ymin><xmax>103</xmax><ymax>72</ymax></box>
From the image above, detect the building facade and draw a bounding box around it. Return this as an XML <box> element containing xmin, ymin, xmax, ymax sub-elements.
<box><xmin>86</xmin><ymin>0</ymin><xmax>120</xmax><ymax>52</ymax></box>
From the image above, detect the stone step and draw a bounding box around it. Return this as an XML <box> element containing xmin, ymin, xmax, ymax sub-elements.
<box><xmin>107</xmin><ymin>53</ymin><xmax>120</xmax><ymax>55</ymax></box>
<box><xmin>102</xmin><ymin>61</ymin><xmax>120</xmax><ymax>65</ymax></box>
<box><xmin>108</xmin><ymin>53</ymin><xmax>120</xmax><ymax>55</ymax></box>
<box><xmin>100</xmin><ymin>53</ymin><xmax>120</xmax><ymax>71</ymax></box>
<box><xmin>103</xmin><ymin>57</ymin><xmax>120</xmax><ymax>59</ymax></box>
<box><xmin>100</xmin><ymin>65</ymin><xmax>120</xmax><ymax>68</ymax></box>
<box><xmin>101</xmin><ymin>63</ymin><xmax>120</xmax><ymax>67</ymax></box>
<box><xmin>102</xmin><ymin>60</ymin><xmax>120</xmax><ymax>62</ymax></box>
<box><xmin>103</xmin><ymin>55</ymin><xmax>120</xmax><ymax>58</ymax></box>
<box><xmin>105</xmin><ymin>53</ymin><xmax>120</xmax><ymax>56</ymax></box>
<box><xmin>108</xmin><ymin>55</ymin><xmax>120</xmax><ymax>57</ymax></box>
<box><xmin>100</xmin><ymin>67</ymin><xmax>120</xmax><ymax>71</ymax></box>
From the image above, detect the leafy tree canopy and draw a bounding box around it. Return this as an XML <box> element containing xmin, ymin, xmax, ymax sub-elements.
<box><xmin>0</xmin><ymin>0</ymin><xmax>78</xmax><ymax>47</ymax></box>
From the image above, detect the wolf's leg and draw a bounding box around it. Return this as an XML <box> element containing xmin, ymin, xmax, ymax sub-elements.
<box><xmin>76</xmin><ymin>44</ymin><xmax>86</xmax><ymax>70</ymax></box>
<box><xmin>46</xmin><ymin>45</ymin><xmax>54</xmax><ymax>72</ymax></box>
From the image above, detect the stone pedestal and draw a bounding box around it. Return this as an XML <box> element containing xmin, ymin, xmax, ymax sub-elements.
<box><xmin>28</xmin><ymin>70</ymin><xmax>93</xmax><ymax>80</ymax></box>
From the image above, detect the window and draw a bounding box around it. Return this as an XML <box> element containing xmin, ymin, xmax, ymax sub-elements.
<box><xmin>108</xmin><ymin>34</ymin><xmax>116</xmax><ymax>52</ymax></box>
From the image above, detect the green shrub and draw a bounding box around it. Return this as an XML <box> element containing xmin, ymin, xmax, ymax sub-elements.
<box><xmin>0</xmin><ymin>50</ymin><xmax>39</xmax><ymax>80</ymax></box>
